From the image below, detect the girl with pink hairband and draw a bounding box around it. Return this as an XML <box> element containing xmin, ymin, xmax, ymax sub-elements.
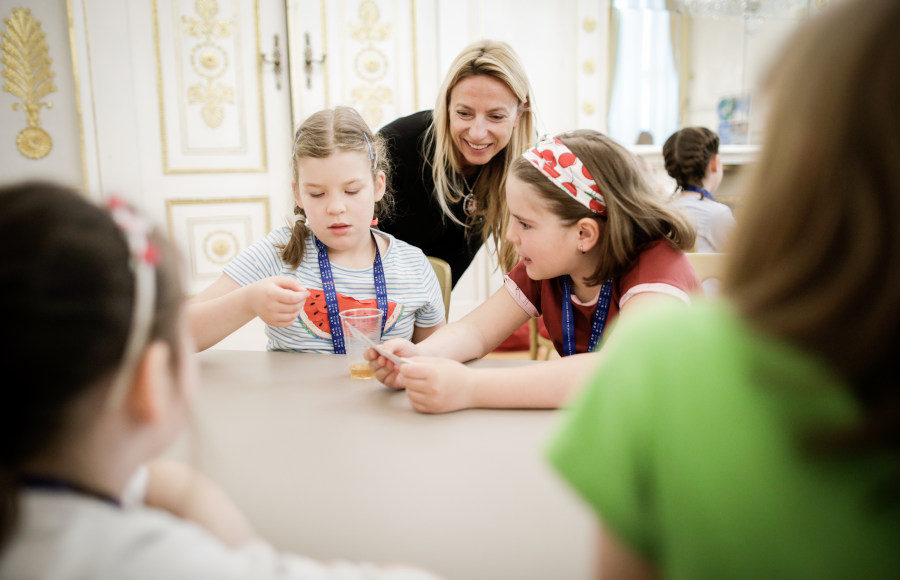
<box><xmin>367</xmin><ymin>130</ymin><xmax>700</xmax><ymax>413</ymax></box>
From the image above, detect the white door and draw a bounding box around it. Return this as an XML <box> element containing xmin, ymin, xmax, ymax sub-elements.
<box><xmin>52</xmin><ymin>0</ymin><xmax>295</xmax><ymax>349</ymax></box>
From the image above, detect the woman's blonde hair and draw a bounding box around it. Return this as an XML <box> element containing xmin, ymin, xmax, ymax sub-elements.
<box><xmin>510</xmin><ymin>130</ymin><xmax>696</xmax><ymax>286</ymax></box>
<box><xmin>723</xmin><ymin>0</ymin><xmax>900</xmax><ymax>455</ymax></box>
<box><xmin>428</xmin><ymin>39</ymin><xmax>534</xmax><ymax>272</ymax></box>
<box><xmin>284</xmin><ymin>106</ymin><xmax>393</xmax><ymax>268</ymax></box>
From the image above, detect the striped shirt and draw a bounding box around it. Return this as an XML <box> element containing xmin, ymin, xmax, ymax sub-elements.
<box><xmin>224</xmin><ymin>227</ymin><xmax>445</xmax><ymax>353</ymax></box>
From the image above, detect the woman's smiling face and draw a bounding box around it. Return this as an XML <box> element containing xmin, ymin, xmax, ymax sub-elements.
<box><xmin>448</xmin><ymin>74</ymin><xmax>523</xmax><ymax>174</ymax></box>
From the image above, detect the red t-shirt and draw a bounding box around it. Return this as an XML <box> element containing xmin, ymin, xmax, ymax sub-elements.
<box><xmin>505</xmin><ymin>240</ymin><xmax>701</xmax><ymax>355</ymax></box>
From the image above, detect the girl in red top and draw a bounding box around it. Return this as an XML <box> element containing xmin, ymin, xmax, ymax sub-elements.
<box><xmin>368</xmin><ymin>130</ymin><xmax>699</xmax><ymax>413</ymax></box>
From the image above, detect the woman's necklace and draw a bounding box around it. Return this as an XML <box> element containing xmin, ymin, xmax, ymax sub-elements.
<box><xmin>461</xmin><ymin>167</ymin><xmax>483</xmax><ymax>218</ymax></box>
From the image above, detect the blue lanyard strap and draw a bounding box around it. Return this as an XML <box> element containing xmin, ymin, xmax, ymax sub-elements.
<box><xmin>682</xmin><ymin>184</ymin><xmax>715</xmax><ymax>201</ymax></box>
<box><xmin>561</xmin><ymin>276</ymin><xmax>613</xmax><ymax>357</ymax></box>
<box><xmin>21</xmin><ymin>475</ymin><xmax>121</xmax><ymax>507</ymax></box>
<box><xmin>314</xmin><ymin>233</ymin><xmax>388</xmax><ymax>354</ymax></box>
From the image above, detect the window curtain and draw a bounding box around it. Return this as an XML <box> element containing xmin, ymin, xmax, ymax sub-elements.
<box><xmin>608</xmin><ymin>0</ymin><xmax>679</xmax><ymax>146</ymax></box>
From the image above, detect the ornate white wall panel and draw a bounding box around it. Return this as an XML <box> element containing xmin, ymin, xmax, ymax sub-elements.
<box><xmin>153</xmin><ymin>0</ymin><xmax>267</xmax><ymax>172</ymax></box>
<box><xmin>166</xmin><ymin>197</ymin><xmax>271</xmax><ymax>294</ymax></box>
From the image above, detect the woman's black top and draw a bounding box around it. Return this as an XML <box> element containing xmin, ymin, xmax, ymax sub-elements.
<box><xmin>378</xmin><ymin>110</ymin><xmax>481</xmax><ymax>288</ymax></box>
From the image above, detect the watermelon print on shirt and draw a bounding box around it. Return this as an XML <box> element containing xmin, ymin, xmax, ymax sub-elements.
<box><xmin>300</xmin><ymin>292</ymin><xmax>401</xmax><ymax>339</ymax></box>
<box><xmin>224</xmin><ymin>227</ymin><xmax>444</xmax><ymax>353</ymax></box>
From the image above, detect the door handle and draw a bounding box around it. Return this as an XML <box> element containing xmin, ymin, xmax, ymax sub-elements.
<box><xmin>304</xmin><ymin>32</ymin><xmax>326</xmax><ymax>89</ymax></box>
<box><xmin>260</xmin><ymin>34</ymin><xmax>282</xmax><ymax>90</ymax></box>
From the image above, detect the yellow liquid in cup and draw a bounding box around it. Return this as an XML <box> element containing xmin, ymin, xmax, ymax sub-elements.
<box><xmin>349</xmin><ymin>362</ymin><xmax>375</xmax><ymax>380</ymax></box>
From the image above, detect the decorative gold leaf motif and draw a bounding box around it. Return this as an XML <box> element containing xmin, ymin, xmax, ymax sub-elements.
<box><xmin>350</xmin><ymin>84</ymin><xmax>392</xmax><ymax>128</ymax></box>
<box><xmin>349</xmin><ymin>0</ymin><xmax>389</xmax><ymax>43</ymax></box>
<box><xmin>349</xmin><ymin>0</ymin><xmax>393</xmax><ymax>128</ymax></box>
<box><xmin>181</xmin><ymin>0</ymin><xmax>234</xmax><ymax>128</ymax></box>
<box><xmin>188</xmin><ymin>81</ymin><xmax>233</xmax><ymax>128</ymax></box>
<box><xmin>1</xmin><ymin>8</ymin><xmax>57</xmax><ymax>159</ymax></box>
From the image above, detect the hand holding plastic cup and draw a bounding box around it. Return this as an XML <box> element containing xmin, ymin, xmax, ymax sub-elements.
<box><xmin>339</xmin><ymin>308</ymin><xmax>383</xmax><ymax>380</ymax></box>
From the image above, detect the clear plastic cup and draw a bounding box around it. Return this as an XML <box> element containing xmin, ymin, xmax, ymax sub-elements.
<box><xmin>339</xmin><ymin>308</ymin><xmax>383</xmax><ymax>380</ymax></box>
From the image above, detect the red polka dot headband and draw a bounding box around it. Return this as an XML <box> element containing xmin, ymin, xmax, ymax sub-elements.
<box><xmin>522</xmin><ymin>137</ymin><xmax>607</xmax><ymax>216</ymax></box>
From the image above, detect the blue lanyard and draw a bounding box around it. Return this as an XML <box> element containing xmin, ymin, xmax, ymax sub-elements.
<box><xmin>22</xmin><ymin>475</ymin><xmax>121</xmax><ymax>507</ymax></box>
<box><xmin>561</xmin><ymin>276</ymin><xmax>613</xmax><ymax>357</ymax></box>
<box><xmin>683</xmin><ymin>184</ymin><xmax>715</xmax><ymax>201</ymax></box>
<box><xmin>314</xmin><ymin>233</ymin><xmax>388</xmax><ymax>354</ymax></box>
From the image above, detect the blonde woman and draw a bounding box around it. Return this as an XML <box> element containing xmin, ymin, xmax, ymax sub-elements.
<box><xmin>378</xmin><ymin>39</ymin><xmax>535</xmax><ymax>286</ymax></box>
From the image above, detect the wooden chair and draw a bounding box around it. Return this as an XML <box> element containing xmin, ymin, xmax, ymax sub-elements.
<box><xmin>685</xmin><ymin>252</ymin><xmax>727</xmax><ymax>286</ymax></box>
<box><xmin>529</xmin><ymin>318</ymin><xmax>558</xmax><ymax>360</ymax></box>
<box><xmin>427</xmin><ymin>256</ymin><xmax>452</xmax><ymax>321</ymax></box>
<box><xmin>685</xmin><ymin>252</ymin><xmax>727</xmax><ymax>297</ymax></box>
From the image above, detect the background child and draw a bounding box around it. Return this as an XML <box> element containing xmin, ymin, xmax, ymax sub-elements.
<box><xmin>548</xmin><ymin>0</ymin><xmax>900</xmax><ymax>577</ymax></box>
<box><xmin>367</xmin><ymin>131</ymin><xmax>699</xmax><ymax>413</ymax></box>
<box><xmin>0</xmin><ymin>181</ymin><xmax>439</xmax><ymax>579</ymax></box>
<box><xmin>189</xmin><ymin>106</ymin><xmax>445</xmax><ymax>352</ymax></box>
<box><xmin>662</xmin><ymin>126</ymin><xmax>736</xmax><ymax>253</ymax></box>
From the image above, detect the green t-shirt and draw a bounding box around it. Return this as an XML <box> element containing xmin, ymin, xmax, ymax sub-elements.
<box><xmin>548</xmin><ymin>300</ymin><xmax>899</xmax><ymax>579</ymax></box>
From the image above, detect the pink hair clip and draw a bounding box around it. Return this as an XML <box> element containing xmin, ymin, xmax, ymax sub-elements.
<box><xmin>105</xmin><ymin>196</ymin><xmax>159</xmax><ymax>408</ymax></box>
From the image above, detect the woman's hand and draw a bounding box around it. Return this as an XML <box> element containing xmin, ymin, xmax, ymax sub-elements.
<box><xmin>399</xmin><ymin>357</ymin><xmax>476</xmax><ymax>414</ymax></box>
<box><xmin>247</xmin><ymin>276</ymin><xmax>309</xmax><ymax>327</ymax></box>
<box><xmin>365</xmin><ymin>338</ymin><xmax>420</xmax><ymax>389</ymax></box>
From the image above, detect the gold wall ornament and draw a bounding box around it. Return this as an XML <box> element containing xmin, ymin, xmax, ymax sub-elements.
<box><xmin>350</xmin><ymin>84</ymin><xmax>392</xmax><ymax>127</ymax></box>
<box><xmin>1</xmin><ymin>8</ymin><xmax>57</xmax><ymax>159</ymax></box>
<box><xmin>182</xmin><ymin>0</ymin><xmax>234</xmax><ymax>128</ymax></box>
<box><xmin>349</xmin><ymin>0</ymin><xmax>393</xmax><ymax>128</ymax></box>
<box><xmin>350</xmin><ymin>0</ymin><xmax>390</xmax><ymax>44</ymax></box>
<box><xmin>203</xmin><ymin>230</ymin><xmax>239</xmax><ymax>264</ymax></box>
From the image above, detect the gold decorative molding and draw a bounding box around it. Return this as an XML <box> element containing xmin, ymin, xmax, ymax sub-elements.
<box><xmin>582</xmin><ymin>59</ymin><xmax>595</xmax><ymax>75</ymax></box>
<box><xmin>66</xmin><ymin>0</ymin><xmax>91</xmax><ymax>192</ymax></box>
<box><xmin>583</xmin><ymin>17</ymin><xmax>596</xmax><ymax>33</ymax></box>
<box><xmin>1</xmin><ymin>8</ymin><xmax>58</xmax><ymax>159</ymax></box>
<box><xmin>582</xmin><ymin>101</ymin><xmax>596</xmax><ymax>115</ymax></box>
<box><xmin>203</xmin><ymin>229</ymin><xmax>239</xmax><ymax>263</ymax></box>
<box><xmin>182</xmin><ymin>0</ymin><xmax>235</xmax><ymax>128</ymax></box>
<box><xmin>349</xmin><ymin>0</ymin><xmax>393</xmax><ymax>128</ymax></box>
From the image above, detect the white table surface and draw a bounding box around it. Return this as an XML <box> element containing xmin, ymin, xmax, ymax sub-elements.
<box><xmin>169</xmin><ymin>350</ymin><xmax>594</xmax><ymax>580</ymax></box>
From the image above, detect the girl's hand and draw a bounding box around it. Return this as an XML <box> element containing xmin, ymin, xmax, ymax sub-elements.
<box><xmin>399</xmin><ymin>357</ymin><xmax>475</xmax><ymax>414</ymax></box>
<box><xmin>247</xmin><ymin>276</ymin><xmax>309</xmax><ymax>327</ymax></box>
<box><xmin>365</xmin><ymin>338</ymin><xmax>419</xmax><ymax>389</ymax></box>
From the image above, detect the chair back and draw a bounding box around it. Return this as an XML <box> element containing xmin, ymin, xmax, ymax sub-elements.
<box><xmin>427</xmin><ymin>256</ymin><xmax>452</xmax><ymax>321</ymax></box>
<box><xmin>685</xmin><ymin>252</ymin><xmax>727</xmax><ymax>292</ymax></box>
